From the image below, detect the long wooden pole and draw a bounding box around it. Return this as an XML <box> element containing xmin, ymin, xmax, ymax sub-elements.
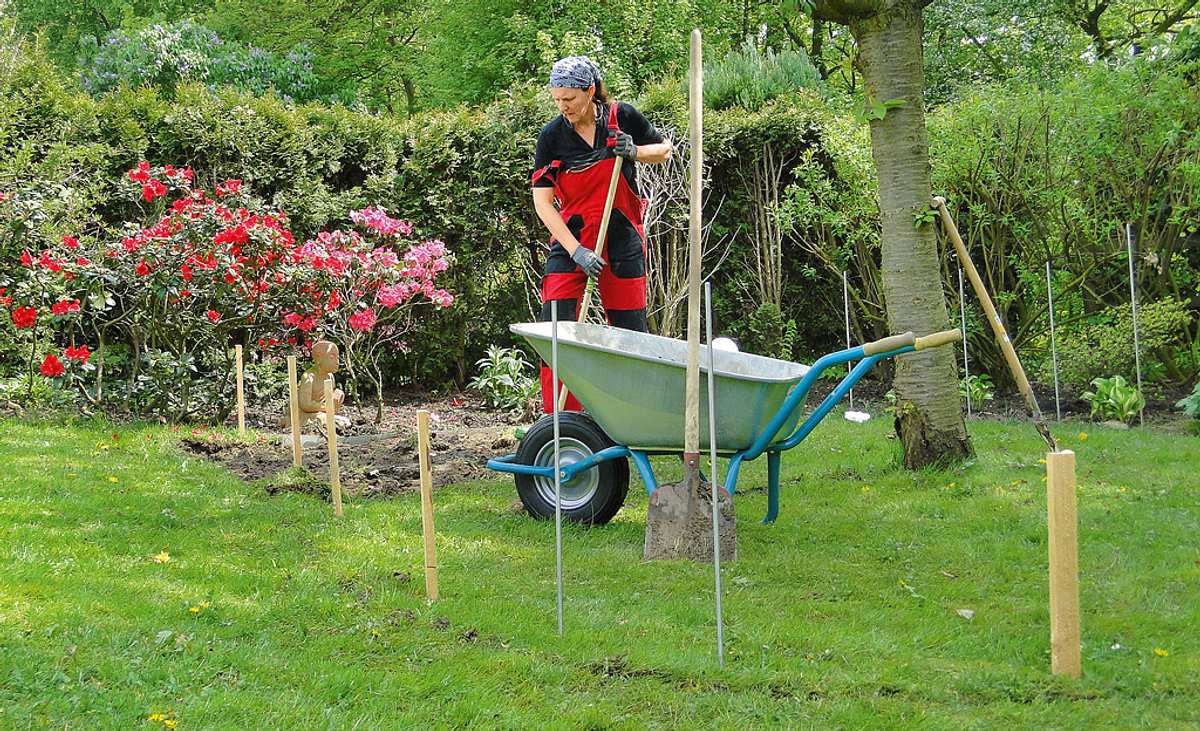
<box><xmin>683</xmin><ymin>28</ymin><xmax>703</xmax><ymax>471</ymax></box>
<box><xmin>325</xmin><ymin>376</ymin><xmax>343</xmax><ymax>518</ymax></box>
<box><xmin>287</xmin><ymin>355</ymin><xmax>302</xmax><ymax>467</ymax></box>
<box><xmin>416</xmin><ymin>410</ymin><xmax>439</xmax><ymax>601</ymax></box>
<box><xmin>235</xmin><ymin>345</ymin><xmax>246</xmax><ymax>436</ymax></box>
<box><xmin>933</xmin><ymin>196</ymin><xmax>1056</xmax><ymax>451</ymax></box>
<box><xmin>557</xmin><ymin>140</ymin><xmax>625</xmax><ymax>410</ymax></box>
<box><xmin>1047</xmin><ymin>450</ymin><xmax>1081</xmax><ymax>678</ymax></box>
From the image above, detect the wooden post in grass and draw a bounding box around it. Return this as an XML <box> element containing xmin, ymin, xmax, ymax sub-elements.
<box><xmin>325</xmin><ymin>376</ymin><xmax>343</xmax><ymax>518</ymax></box>
<box><xmin>1046</xmin><ymin>450</ymin><xmax>1080</xmax><ymax>678</ymax></box>
<box><xmin>287</xmin><ymin>356</ymin><xmax>302</xmax><ymax>467</ymax></box>
<box><xmin>417</xmin><ymin>410</ymin><xmax>439</xmax><ymax>601</ymax></box>
<box><xmin>235</xmin><ymin>345</ymin><xmax>246</xmax><ymax>436</ymax></box>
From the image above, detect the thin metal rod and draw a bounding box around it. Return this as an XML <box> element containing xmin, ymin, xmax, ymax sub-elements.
<box><xmin>843</xmin><ymin>270</ymin><xmax>853</xmax><ymax>410</ymax></box>
<box><xmin>551</xmin><ymin>305</ymin><xmax>564</xmax><ymax>637</ymax></box>
<box><xmin>1126</xmin><ymin>223</ymin><xmax>1144</xmax><ymax>427</ymax></box>
<box><xmin>958</xmin><ymin>268</ymin><xmax>971</xmax><ymax>417</ymax></box>
<box><xmin>704</xmin><ymin>280</ymin><xmax>724</xmax><ymax>669</ymax></box>
<box><xmin>1046</xmin><ymin>260</ymin><xmax>1061</xmax><ymax>421</ymax></box>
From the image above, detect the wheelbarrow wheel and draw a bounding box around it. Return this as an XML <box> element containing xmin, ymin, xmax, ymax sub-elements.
<box><xmin>514</xmin><ymin>412</ymin><xmax>629</xmax><ymax>526</ymax></box>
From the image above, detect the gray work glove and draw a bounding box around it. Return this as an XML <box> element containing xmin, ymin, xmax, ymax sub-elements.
<box><xmin>611</xmin><ymin>130</ymin><xmax>638</xmax><ymax>161</ymax></box>
<box><xmin>570</xmin><ymin>245</ymin><xmax>605</xmax><ymax>279</ymax></box>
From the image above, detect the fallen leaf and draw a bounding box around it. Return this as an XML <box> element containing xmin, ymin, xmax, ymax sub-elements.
<box><xmin>955</xmin><ymin>608</ymin><xmax>975</xmax><ymax>620</ymax></box>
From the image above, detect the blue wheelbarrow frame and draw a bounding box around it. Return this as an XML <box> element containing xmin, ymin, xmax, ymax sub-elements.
<box><xmin>487</xmin><ymin>328</ymin><xmax>960</xmax><ymax>524</ymax></box>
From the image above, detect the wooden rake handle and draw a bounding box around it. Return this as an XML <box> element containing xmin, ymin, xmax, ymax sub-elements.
<box><xmin>557</xmin><ymin>155</ymin><xmax>624</xmax><ymax>410</ymax></box>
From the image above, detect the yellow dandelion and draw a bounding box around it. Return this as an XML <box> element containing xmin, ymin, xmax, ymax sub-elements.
<box><xmin>107</xmin><ymin>476</ymin><xmax>119</xmax><ymax>483</ymax></box>
<box><xmin>1078</xmin><ymin>431</ymin><xmax>1088</xmax><ymax>441</ymax></box>
<box><xmin>861</xmin><ymin>486</ymin><xmax>871</xmax><ymax>493</ymax></box>
<box><xmin>148</xmin><ymin>713</ymin><xmax>165</xmax><ymax>722</ymax></box>
<box><xmin>1038</xmin><ymin>458</ymin><xmax>1046</xmax><ymax>464</ymax></box>
<box><xmin>189</xmin><ymin>606</ymin><xmax>200</xmax><ymax>614</ymax></box>
<box><xmin>1154</xmin><ymin>647</ymin><xmax>1169</xmax><ymax>657</ymax></box>
<box><xmin>164</xmin><ymin>720</ymin><xmax>178</xmax><ymax>730</ymax></box>
<box><xmin>151</xmin><ymin>550</ymin><xmax>171</xmax><ymax>564</ymax></box>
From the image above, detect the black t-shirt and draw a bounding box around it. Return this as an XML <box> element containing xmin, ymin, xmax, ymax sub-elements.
<box><xmin>532</xmin><ymin>101</ymin><xmax>665</xmax><ymax>198</ymax></box>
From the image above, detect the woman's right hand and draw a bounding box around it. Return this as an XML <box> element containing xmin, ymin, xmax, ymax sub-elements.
<box><xmin>570</xmin><ymin>246</ymin><xmax>605</xmax><ymax>279</ymax></box>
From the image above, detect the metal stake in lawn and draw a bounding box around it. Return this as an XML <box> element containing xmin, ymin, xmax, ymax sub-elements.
<box><xmin>705</xmin><ymin>280</ymin><xmax>725</xmax><ymax>669</ymax></box>
<box><xmin>1126</xmin><ymin>223</ymin><xmax>1145</xmax><ymax>427</ymax></box>
<box><xmin>843</xmin><ymin>271</ymin><xmax>853</xmax><ymax>410</ymax></box>
<box><xmin>932</xmin><ymin>197</ymin><xmax>1056</xmax><ymax>452</ymax></box>
<box><xmin>551</xmin><ymin>303</ymin><xmax>564</xmax><ymax>636</ymax></box>
<box><xmin>287</xmin><ymin>355</ymin><xmax>302</xmax><ymax>467</ymax></box>
<box><xmin>235</xmin><ymin>345</ymin><xmax>246</xmax><ymax>436</ymax></box>
<box><xmin>557</xmin><ymin>111</ymin><xmax>625</xmax><ymax>411</ymax></box>
<box><xmin>643</xmin><ymin>29</ymin><xmax>736</xmax><ymax>563</ymax></box>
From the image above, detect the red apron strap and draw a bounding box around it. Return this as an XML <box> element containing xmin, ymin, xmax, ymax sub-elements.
<box><xmin>531</xmin><ymin>159</ymin><xmax>562</xmax><ymax>187</ymax></box>
<box><xmin>606</xmin><ymin>101</ymin><xmax>620</xmax><ymax>147</ymax></box>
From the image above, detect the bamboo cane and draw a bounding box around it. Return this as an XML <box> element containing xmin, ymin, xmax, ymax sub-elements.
<box><xmin>416</xmin><ymin>410</ymin><xmax>439</xmax><ymax>601</ymax></box>
<box><xmin>325</xmin><ymin>376</ymin><xmax>343</xmax><ymax>518</ymax></box>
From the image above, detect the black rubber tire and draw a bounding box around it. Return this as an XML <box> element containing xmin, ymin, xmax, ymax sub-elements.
<box><xmin>514</xmin><ymin>412</ymin><xmax>629</xmax><ymax>526</ymax></box>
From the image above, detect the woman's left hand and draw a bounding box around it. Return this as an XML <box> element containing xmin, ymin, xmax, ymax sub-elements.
<box><xmin>611</xmin><ymin>131</ymin><xmax>638</xmax><ymax>161</ymax></box>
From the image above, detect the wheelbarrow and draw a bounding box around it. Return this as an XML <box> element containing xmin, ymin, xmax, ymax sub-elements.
<box><xmin>487</xmin><ymin>322</ymin><xmax>961</xmax><ymax>525</ymax></box>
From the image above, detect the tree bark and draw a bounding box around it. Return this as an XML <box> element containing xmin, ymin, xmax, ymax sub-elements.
<box><xmin>848</xmin><ymin>1</ymin><xmax>971</xmax><ymax>467</ymax></box>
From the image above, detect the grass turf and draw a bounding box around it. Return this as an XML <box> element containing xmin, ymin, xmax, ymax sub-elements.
<box><xmin>1</xmin><ymin>414</ymin><xmax>1197</xmax><ymax>728</ymax></box>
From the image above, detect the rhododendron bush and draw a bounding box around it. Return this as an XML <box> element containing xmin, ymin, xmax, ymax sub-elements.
<box><xmin>0</xmin><ymin>163</ymin><xmax>452</xmax><ymax>421</ymax></box>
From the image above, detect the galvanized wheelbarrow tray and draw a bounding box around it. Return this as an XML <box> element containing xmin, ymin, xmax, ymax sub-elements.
<box><xmin>487</xmin><ymin>322</ymin><xmax>960</xmax><ymax>525</ymax></box>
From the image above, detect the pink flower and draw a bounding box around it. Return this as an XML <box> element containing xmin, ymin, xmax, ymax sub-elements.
<box><xmin>348</xmin><ymin>308</ymin><xmax>377</xmax><ymax>332</ymax></box>
<box><xmin>206</xmin><ymin>310</ymin><xmax>222</xmax><ymax>324</ymax></box>
<box><xmin>39</xmin><ymin>353</ymin><xmax>65</xmax><ymax>378</ymax></box>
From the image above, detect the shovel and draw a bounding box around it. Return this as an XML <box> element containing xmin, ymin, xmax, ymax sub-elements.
<box><xmin>643</xmin><ymin>29</ymin><xmax>736</xmax><ymax>562</ymax></box>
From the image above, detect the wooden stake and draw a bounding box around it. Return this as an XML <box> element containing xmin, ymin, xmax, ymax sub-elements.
<box><xmin>235</xmin><ymin>345</ymin><xmax>246</xmax><ymax>436</ymax></box>
<box><xmin>417</xmin><ymin>410</ymin><xmax>439</xmax><ymax>601</ymax></box>
<box><xmin>325</xmin><ymin>376</ymin><xmax>343</xmax><ymax>518</ymax></box>
<box><xmin>287</xmin><ymin>355</ymin><xmax>302</xmax><ymax>467</ymax></box>
<box><xmin>1047</xmin><ymin>450</ymin><xmax>1080</xmax><ymax>678</ymax></box>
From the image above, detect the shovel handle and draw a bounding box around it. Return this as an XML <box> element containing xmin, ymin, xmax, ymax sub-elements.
<box><xmin>861</xmin><ymin>331</ymin><xmax>916</xmax><ymax>356</ymax></box>
<box><xmin>915</xmin><ymin>329</ymin><xmax>963</xmax><ymax>351</ymax></box>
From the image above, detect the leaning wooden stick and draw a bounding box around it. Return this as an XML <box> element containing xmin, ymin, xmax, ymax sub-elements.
<box><xmin>933</xmin><ymin>196</ymin><xmax>1057</xmax><ymax>452</ymax></box>
<box><xmin>325</xmin><ymin>376</ymin><xmax>343</xmax><ymax>518</ymax></box>
<box><xmin>287</xmin><ymin>355</ymin><xmax>302</xmax><ymax>467</ymax></box>
<box><xmin>416</xmin><ymin>410</ymin><xmax>439</xmax><ymax>601</ymax></box>
<box><xmin>1046</xmin><ymin>450</ymin><xmax>1081</xmax><ymax>677</ymax></box>
<box><xmin>557</xmin><ymin>135</ymin><xmax>625</xmax><ymax>410</ymax></box>
<box><xmin>235</xmin><ymin>345</ymin><xmax>246</xmax><ymax>436</ymax></box>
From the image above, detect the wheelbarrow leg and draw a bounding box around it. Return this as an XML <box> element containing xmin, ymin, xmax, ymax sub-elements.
<box><xmin>763</xmin><ymin>451</ymin><xmax>782</xmax><ymax>525</ymax></box>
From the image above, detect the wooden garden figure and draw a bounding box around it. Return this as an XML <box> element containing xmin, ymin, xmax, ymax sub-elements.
<box><xmin>280</xmin><ymin>340</ymin><xmax>349</xmax><ymax>428</ymax></box>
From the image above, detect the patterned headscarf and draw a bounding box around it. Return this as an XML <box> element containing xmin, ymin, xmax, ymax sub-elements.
<box><xmin>549</xmin><ymin>55</ymin><xmax>602</xmax><ymax>89</ymax></box>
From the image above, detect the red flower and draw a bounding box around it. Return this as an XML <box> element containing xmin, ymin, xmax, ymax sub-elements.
<box><xmin>135</xmin><ymin>260</ymin><xmax>151</xmax><ymax>276</ymax></box>
<box><xmin>128</xmin><ymin>160</ymin><xmax>152</xmax><ymax>183</ymax></box>
<box><xmin>11</xmin><ymin>306</ymin><xmax>37</xmax><ymax>329</ymax></box>
<box><xmin>180</xmin><ymin>264</ymin><xmax>193</xmax><ymax>281</ymax></box>
<box><xmin>39</xmin><ymin>353</ymin><xmax>65</xmax><ymax>378</ymax></box>
<box><xmin>38</xmin><ymin>251</ymin><xmax>63</xmax><ymax>273</ymax></box>
<box><xmin>62</xmin><ymin>235</ymin><xmax>79</xmax><ymax>249</ymax></box>
<box><xmin>64</xmin><ymin>344</ymin><xmax>91</xmax><ymax>364</ymax></box>
<box><xmin>180</xmin><ymin>289</ymin><xmax>192</xmax><ymax>297</ymax></box>
<box><xmin>20</xmin><ymin>250</ymin><xmax>33</xmax><ymax>267</ymax></box>
<box><xmin>76</xmin><ymin>256</ymin><xmax>90</xmax><ymax>266</ymax></box>
<box><xmin>141</xmin><ymin>178</ymin><xmax>167</xmax><ymax>202</ymax></box>
<box><xmin>349</xmin><ymin>308</ymin><xmax>377</xmax><ymax>332</ymax></box>
<box><xmin>215</xmin><ymin>179</ymin><xmax>242</xmax><ymax>196</ymax></box>
<box><xmin>51</xmin><ymin>299</ymin><xmax>80</xmax><ymax>316</ymax></box>
<box><xmin>206</xmin><ymin>309</ymin><xmax>221</xmax><ymax>324</ymax></box>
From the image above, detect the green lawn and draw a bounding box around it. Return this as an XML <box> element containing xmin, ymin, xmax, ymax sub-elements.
<box><xmin>1</xmin><ymin>414</ymin><xmax>1197</xmax><ymax>729</ymax></box>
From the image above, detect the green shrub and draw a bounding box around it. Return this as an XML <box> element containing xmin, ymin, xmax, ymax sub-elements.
<box><xmin>468</xmin><ymin>345</ymin><xmax>538</xmax><ymax>413</ymax></box>
<box><xmin>1051</xmin><ymin>299</ymin><xmax>1191</xmax><ymax>388</ymax></box>
<box><xmin>702</xmin><ymin>40</ymin><xmax>823</xmax><ymax>111</ymax></box>
<box><xmin>1083</xmin><ymin>375</ymin><xmax>1145</xmax><ymax>424</ymax></box>
<box><xmin>1176</xmin><ymin>382</ymin><xmax>1200</xmax><ymax>434</ymax></box>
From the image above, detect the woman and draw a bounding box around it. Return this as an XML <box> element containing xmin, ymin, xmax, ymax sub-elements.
<box><xmin>531</xmin><ymin>55</ymin><xmax>673</xmax><ymax>412</ymax></box>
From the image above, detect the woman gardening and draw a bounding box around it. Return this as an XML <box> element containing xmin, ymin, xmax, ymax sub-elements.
<box><xmin>531</xmin><ymin>55</ymin><xmax>673</xmax><ymax>412</ymax></box>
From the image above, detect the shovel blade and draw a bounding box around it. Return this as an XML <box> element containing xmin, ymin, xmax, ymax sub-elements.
<box><xmin>644</xmin><ymin>468</ymin><xmax>737</xmax><ymax>562</ymax></box>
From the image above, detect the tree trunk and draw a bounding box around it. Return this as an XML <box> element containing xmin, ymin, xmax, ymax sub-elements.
<box><xmin>850</xmin><ymin>2</ymin><xmax>971</xmax><ymax>467</ymax></box>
